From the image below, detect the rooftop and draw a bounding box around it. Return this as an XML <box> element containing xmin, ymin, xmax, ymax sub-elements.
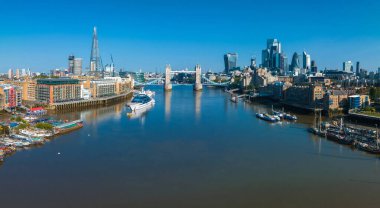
<box><xmin>37</xmin><ymin>78</ymin><xmax>79</xmax><ymax>85</ymax></box>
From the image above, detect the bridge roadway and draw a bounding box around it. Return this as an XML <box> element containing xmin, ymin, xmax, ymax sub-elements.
<box><xmin>51</xmin><ymin>91</ymin><xmax>133</xmax><ymax>111</ymax></box>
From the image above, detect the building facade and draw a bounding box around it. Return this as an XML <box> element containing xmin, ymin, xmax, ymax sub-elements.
<box><xmin>349</xmin><ymin>95</ymin><xmax>370</xmax><ymax>109</ymax></box>
<box><xmin>89</xmin><ymin>80</ymin><xmax>117</xmax><ymax>98</ymax></box>
<box><xmin>36</xmin><ymin>79</ymin><xmax>81</xmax><ymax>104</ymax></box>
<box><xmin>0</xmin><ymin>85</ymin><xmax>22</xmax><ymax>109</ymax></box>
<box><xmin>224</xmin><ymin>53</ymin><xmax>238</xmax><ymax>74</ymax></box>
<box><xmin>283</xmin><ymin>84</ymin><xmax>324</xmax><ymax>108</ymax></box>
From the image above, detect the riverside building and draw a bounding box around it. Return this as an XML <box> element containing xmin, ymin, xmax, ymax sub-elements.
<box><xmin>36</xmin><ymin>79</ymin><xmax>81</xmax><ymax>104</ymax></box>
<box><xmin>0</xmin><ymin>84</ymin><xmax>23</xmax><ymax>109</ymax></box>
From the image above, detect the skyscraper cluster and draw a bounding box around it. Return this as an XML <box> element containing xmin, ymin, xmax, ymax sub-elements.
<box><xmin>259</xmin><ymin>39</ymin><xmax>317</xmax><ymax>76</ymax></box>
<box><xmin>7</xmin><ymin>68</ymin><xmax>31</xmax><ymax>79</ymax></box>
<box><xmin>261</xmin><ymin>39</ymin><xmax>288</xmax><ymax>74</ymax></box>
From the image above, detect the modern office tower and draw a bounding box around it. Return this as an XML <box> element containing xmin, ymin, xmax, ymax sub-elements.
<box><xmin>8</xmin><ymin>69</ymin><xmax>13</xmax><ymax>79</ymax></box>
<box><xmin>224</xmin><ymin>53</ymin><xmax>238</xmax><ymax>73</ymax></box>
<box><xmin>302</xmin><ymin>51</ymin><xmax>311</xmax><ymax>70</ymax></box>
<box><xmin>21</xmin><ymin>68</ymin><xmax>26</xmax><ymax>77</ymax></box>
<box><xmin>356</xmin><ymin>62</ymin><xmax>360</xmax><ymax>76</ymax></box>
<box><xmin>27</xmin><ymin>68</ymin><xmax>31</xmax><ymax>76</ymax></box>
<box><xmin>343</xmin><ymin>61</ymin><xmax>353</xmax><ymax>72</ymax></box>
<box><xmin>263</xmin><ymin>39</ymin><xmax>282</xmax><ymax>69</ymax></box>
<box><xmin>311</xmin><ymin>60</ymin><xmax>318</xmax><ymax>73</ymax></box>
<box><xmin>250</xmin><ymin>57</ymin><xmax>257</xmax><ymax>68</ymax></box>
<box><xmin>267</xmin><ymin>39</ymin><xmax>282</xmax><ymax>54</ymax></box>
<box><xmin>280</xmin><ymin>53</ymin><xmax>288</xmax><ymax>74</ymax></box>
<box><xmin>290</xmin><ymin>52</ymin><xmax>300</xmax><ymax>73</ymax></box>
<box><xmin>90</xmin><ymin>27</ymin><xmax>103</xmax><ymax>72</ymax></box>
<box><xmin>15</xmin><ymin>69</ymin><xmax>20</xmax><ymax>79</ymax></box>
<box><xmin>261</xmin><ymin>49</ymin><xmax>270</xmax><ymax>67</ymax></box>
<box><xmin>261</xmin><ymin>39</ymin><xmax>287</xmax><ymax>73</ymax></box>
<box><xmin>68</xmin><ymin>55</ymin><xmax>75</xmax><ymax>74</ymax></box>
<box><xmin>73</xmin><ymin>58</ymin><xmax>83</xmax><ymax>75</ymax></box>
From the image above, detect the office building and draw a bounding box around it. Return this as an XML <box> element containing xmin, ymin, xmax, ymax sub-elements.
<box><xmin>8</xmin><ymin>69</ymin><xmax>13</xmax><ymax>79</ymax></box>
<box><xmin>73</xmin><ymin>58</ymin><xmax>83</xmax><ymax>75</ymax></box>
<box><xmin>68</xmin><ymin>55</ymin><xmax>75</xmax><ymax>74</ymax></box>
<box><xmin>302</xmin><ymin>51</ymin><xmax>311</xmax><ymax>70</ymax></box>
<box><xmin>290</xmin><ymin>52</ymin><xmax>300</xmax><ymax>73</ymax></box>
<box><xmin>90</xmin><ymin>27</ymin><xmax>103</xmax><ymax>72</ymax></box>
<box><xmin>311</xmin><ymin>60</ymin><xmax>318</xmax><ymax>73</ymax></box>
<box><xmin>262</xmin><ymin>39</ymin><xmax>282</xmax><ymax>69</ymax></box>
<box><xmin>224</xmin><ymin>53</ymin><xmax>238</xmax><ymax>73</ymax></box>
<box><xmin>356</xmin><ymin>62</ymin><xmax>360</xmax><ymax>76</ymax></box>
<box><xmin>343</xmin><ymin>61</ymin><xmax>353</xmax><ymax>73</ymax></box>
<box><xmin>250</xmin><ymin>57</ymin><xmax>257</xmax><ymax>69</ymax></box>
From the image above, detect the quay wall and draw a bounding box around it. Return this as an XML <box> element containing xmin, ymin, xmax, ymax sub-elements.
<box><xmin>347</xmin><ymin>111</ymin><xmax>380</xmax><ymax>125</ymax></box>
<box><xmin>49</xmin><ymin>91</ymin><xmax>133</xmax><ymax>111</ymax></box>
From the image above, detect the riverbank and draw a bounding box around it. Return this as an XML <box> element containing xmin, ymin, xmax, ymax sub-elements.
<box><xmin>0</xmin><ymin>119</ymin><xmax>83</xmax><ymax>163</ymax></box>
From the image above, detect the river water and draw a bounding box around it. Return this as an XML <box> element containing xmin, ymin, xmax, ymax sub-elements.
<box><xmin>1</xmin><ymin>86</ymin><xmax>380</xmax><ymax>208</ymax></box>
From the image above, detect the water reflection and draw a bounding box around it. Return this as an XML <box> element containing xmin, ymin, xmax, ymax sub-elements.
<box><xmin>164</xmin><ymin>91</ymin><xmax>172</xmax><ymax>121</ymax></box>
<box><xmin>194</xmin><ymin>91</ymin><xmax>202</xmax><ymax>119</ymax></box>
<box><xmin>78</xmin><ymin>103</ymin><xmax>124</xmax><ymax>124</ymax></box>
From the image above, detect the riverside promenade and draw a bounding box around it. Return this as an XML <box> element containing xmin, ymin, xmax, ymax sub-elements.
<box><xmin>51</xmin><ymin>91</ymin><xmax>133</xmax><ymax>111</ymax></box>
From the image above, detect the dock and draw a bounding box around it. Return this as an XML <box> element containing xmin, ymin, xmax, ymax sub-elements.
<box><xmin>51</xmin><ymin>91</ymin><xmax>133</xmax><ymax>111</ymax></box>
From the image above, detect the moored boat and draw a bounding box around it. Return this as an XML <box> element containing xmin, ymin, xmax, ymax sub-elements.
<box><xmin>355</xmin><ymin>141</ymin><xmax>380</xmax><ymax>155</ymax></box>
<box><xmin>326</xmin><ymin>129</ymin><xmax>354</xmax><ymax>145</ymax></box>
<box><xmin>127</xmin><ymin>89</ymin><xmax>155</xmax><ymax>111</ymax></box>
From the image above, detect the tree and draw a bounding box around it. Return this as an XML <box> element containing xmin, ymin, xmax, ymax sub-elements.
<box><xmin>35</xmin><ymin>122</ymin><xmax>53</xmax><ymax>130</ymax></box>
<box><xmin>369</xmin><ymin>87</ymin><xmax>376</xmax><ymax>101</ymax></box>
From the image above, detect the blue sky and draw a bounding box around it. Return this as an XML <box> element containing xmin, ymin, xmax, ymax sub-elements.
<box><xmin>0</xmin><ymin>0</ymin><xmax>380</xmax><ymax>73</ymax></box>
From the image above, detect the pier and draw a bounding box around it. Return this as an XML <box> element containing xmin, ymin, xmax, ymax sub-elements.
<box><xmin>51</xmin><ymin>91</ymin><xmax>133</xmax><ymax>111</ymax></box>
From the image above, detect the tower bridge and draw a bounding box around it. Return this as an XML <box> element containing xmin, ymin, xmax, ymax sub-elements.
<box><xmin>133</xmin><ymin>65</ymin><xmax>231</xmax><ymax>90</ymax></box>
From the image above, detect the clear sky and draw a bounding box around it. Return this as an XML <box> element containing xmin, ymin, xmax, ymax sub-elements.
<box><xmin>1</xmin><ymin>0</ymin><xmax>380</xmax><ymax>73</ymax></box>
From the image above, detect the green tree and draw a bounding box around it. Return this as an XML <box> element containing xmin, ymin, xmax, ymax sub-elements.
<box><xmin>369</xmin><ymin>87</ymin><xmax>376</xmax><ymax>101</ymax></box>
<box><xmin>35</xmin><ymin>122</ymin><xmax>53</xmax><ymax>130</ymax></box>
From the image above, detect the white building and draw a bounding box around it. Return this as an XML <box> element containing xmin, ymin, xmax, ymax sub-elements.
<box><xmin>81</xmin><ymin>85</ymin><xmax>91</xmax><ymax>100</ymax></box>
<box><xmin>8</xmin><ymin>69</ymin><xmax>13</xmax><ymax>79</ymax></box>
<box><xmin>343</xmin><ymin>61</ymin><xmax>353</xmax><ymax>72</ymax></box>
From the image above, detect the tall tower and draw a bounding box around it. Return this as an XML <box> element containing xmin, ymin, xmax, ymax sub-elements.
<box><xmin>164</xmin><ymin>65</ymin><xmax>172</xmax><ymax>91</ymax></box>
<box><xmin>194</xmin><ymin>64</ymin><xmax>203</xmax><ymax>91</ymax></box>
<box><xmin>90</xmin><ymin>27</ymin><xmax>103</xmax><ymax>73</ymax></box>
<box><xmin>68</xmin><ymin>55</ymin><xmax>75</xmax><ymax>74</ymax></box>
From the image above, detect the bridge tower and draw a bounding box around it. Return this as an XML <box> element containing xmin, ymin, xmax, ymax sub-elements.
<box><xmin>164</xmin><ymin>64</ymin><xmax>172</xmax><ymax>91</ymax></box>
<box><xmin>194</xmin><ymin>64</ymin><xmax>203</xmax><ymax>91</ymax></box>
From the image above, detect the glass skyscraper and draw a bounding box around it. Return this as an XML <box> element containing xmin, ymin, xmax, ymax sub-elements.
<box><xmin>224</xmin><ymin>53</ymin><xmax>238</xmax><ymax>74</ymax></box>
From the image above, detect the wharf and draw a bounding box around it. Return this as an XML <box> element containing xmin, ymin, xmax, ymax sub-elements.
<box><xmin>347</xmin><ymin>110</ymin><xmax>380</xmax><ymax>124</ymax></box>
<box><xmin>50</xmin><ymin>91</ymin><xmax>133</xmax><ymax>111</ymax></box>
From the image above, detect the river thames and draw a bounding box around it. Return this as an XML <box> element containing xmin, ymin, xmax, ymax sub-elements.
<box><xmin>1</xmin><ymin>86</ymin><xmax>380</xmax><ymax>208</ymax></box>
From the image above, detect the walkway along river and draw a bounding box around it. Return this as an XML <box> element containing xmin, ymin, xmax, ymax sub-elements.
<box><xmin>0</xmin><ymin>86</ymin><xmax>380</xmax><ymax>208</ymax></box>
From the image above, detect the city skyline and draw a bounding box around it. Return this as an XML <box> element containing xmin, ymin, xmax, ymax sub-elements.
<box><xmin>1</xmin><ymin>0</ymin><xmax>380</xmax><ymax>72</ymax></box>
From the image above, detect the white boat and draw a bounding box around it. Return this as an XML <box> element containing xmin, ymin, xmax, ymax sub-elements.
<box><xmin>128</xmin><ymin>89</ymin><xmax>155</xmax><ymax>111</ymax></box>
<box><xmin>230</xmin><ymin>96</ymin><xmax>238</xmax><ymax>103</ymax></box>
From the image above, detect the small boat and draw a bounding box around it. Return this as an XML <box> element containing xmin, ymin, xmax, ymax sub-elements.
<box><xmin>127</xmin><ymin>89</ymin><xmax>155</xmax><ymax>111</ymax></box>
<box><xmin>355</xmin><ymin>141</ymin><xmax>380</xmax><ymax>155</ymax></box>
<box><xmin>230</xmin><ymin>96</ymin><xmax>238</xmax><ymax>103</ymax></box>
<box><xmin>284</xmin><ymin>114</ymin><xmax>297</xmax><ymax>121</ymax></box>
<box><xmin>256</xmin><ymin>113</ymin><xmax>279</xmax><ymax>122</ymax></box>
